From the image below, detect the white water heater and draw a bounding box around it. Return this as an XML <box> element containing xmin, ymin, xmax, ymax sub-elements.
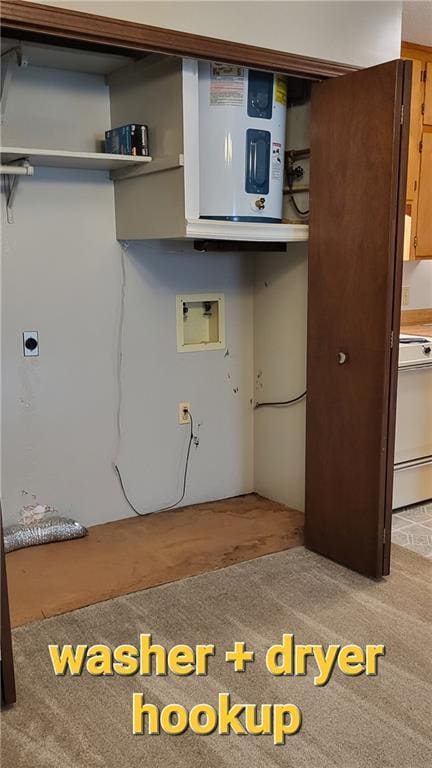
<box><xmin>198</xmin><ymin>62</ymin><xmax>287</xmax><ymax>223</ymax></box>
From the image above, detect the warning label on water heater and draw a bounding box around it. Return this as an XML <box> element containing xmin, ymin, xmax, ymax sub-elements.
<box><xmin>210</xmin><ymin>64</ymin><xmax>245</xmax><ymax>106</ymax></box>
<box><xmin>275</xmin><ymin>77</ymin><xmax>287</xmax><ymax>106</ymax></box>
<box><xmin>272</xmin><ymin>142</ymin><xmax>283</xmax><ymax>180</ymax></box>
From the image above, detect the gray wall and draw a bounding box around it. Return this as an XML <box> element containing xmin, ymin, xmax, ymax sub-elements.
<box><xmin>402</xmin><ymin>261</ymin><xmax>432</xmax><ymax>310</ymax></box>
<box><xmin>1</xmin><ymin>66</ymin><xmax>254</xmax><ymax>527</ymax></box>
<box><xmin>31</xmin><ymin>1</ymin><xmax>403</xmax><ymax>68</ymax></box>
<box><xmin>114</xmin><ymin>242</ymin><xmax>254</xmax><ymax>517</ymax></box>
<box><xmin>253</xmin><ymin>94</ymin><xmax>309</xmax><ymax>511</ymax></box>
<box><xmin>254</xmin><ymin>246</ymin><xmax>308</xmax><ymax>511</ymax></box>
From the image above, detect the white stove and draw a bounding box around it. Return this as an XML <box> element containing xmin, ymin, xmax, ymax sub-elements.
<box><xmin>398</xmin><ymin>334</ymin><xmax>432</xmax><ymax>367</ymax></box>
<box><xmin>393</xmin><ymin>334</ymin><xmax>432</xmax><ymax>508</ymax></box>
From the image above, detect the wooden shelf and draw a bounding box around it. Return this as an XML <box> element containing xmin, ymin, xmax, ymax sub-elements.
<box><xmin>0</xmin><ymin>147</ymin><xmax>152</xmax><ymax>171</ymax></box>
<box><xmin>110</xmin><ymin>154</ymin><xmax>183</xmax><ymax>181</ymax></box>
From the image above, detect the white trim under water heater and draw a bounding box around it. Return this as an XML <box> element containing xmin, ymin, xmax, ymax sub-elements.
<box><xmin>198</xmin><ymin>62</ymin><xmax>287</xmax><ymax>222</ymax></box>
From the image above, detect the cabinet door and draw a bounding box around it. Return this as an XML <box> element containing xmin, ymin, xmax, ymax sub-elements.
<box><xmin>405</xmin><ymin>59</ymin><xmax>423</xmax><ymax>202</ymax></box>
<box><xmin>415</xmin><ymin>131</ymin><xmax>432</xmax><ymax>257</ymax></box>
<box><xmin>305</xmin><ymin>60</ymin><xmax>411</xmax><ymax>578</ymax></box>
<box><xmin>424</xmin><ymin>62</ymin><xmax>432</xmax><ymax>126</ymax></box>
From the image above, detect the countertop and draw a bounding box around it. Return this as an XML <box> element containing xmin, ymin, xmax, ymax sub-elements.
<box><xmin>400</xmin><ymin>323</ymin><xmax>432</xmax><ymax>337</ymax></box>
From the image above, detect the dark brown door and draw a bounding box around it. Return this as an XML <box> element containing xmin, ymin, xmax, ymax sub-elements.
<box><xmin>1</xmin><ymin>505</ymin><xmax>16</xmax><ymax>706</ymax></box>
<box><xmin>305</xmin><ymin>60</ymin><xmax>411</xmax><ymax>578</ymax></box>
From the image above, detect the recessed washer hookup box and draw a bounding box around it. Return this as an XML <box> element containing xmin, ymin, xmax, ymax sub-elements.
<box><xmin>105</xmin><ymin>124</ymin><xmax>149</xmax><ymax>156</ymax></box>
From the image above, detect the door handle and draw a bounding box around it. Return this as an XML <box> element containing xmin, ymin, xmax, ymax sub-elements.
<box><xmin>337</xmin><ymin>351</ymin><xmax>349</xmax><ymax>365</ymax></box>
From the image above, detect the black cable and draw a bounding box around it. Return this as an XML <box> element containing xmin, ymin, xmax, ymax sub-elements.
<box><xmin>284</xmin><ymin>161</ymin><xmax>310</xmax><ymax>217</ymax></box>
<box><xmin>255</xmin><ymin>391</ymin><xmax>307</xmax><ymax>409</ymax></box>
<box><xmin>114</xmin><ymin>410</ymin><xmax>195</xmax><ymax>517</ymax></box>
<box><xmin>289</xmin><ymin>193</ymin><xmax>309</xmax><ymax>217</ymax></box>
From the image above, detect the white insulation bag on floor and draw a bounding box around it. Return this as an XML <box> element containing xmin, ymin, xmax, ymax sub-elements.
<box><xmin>4</xmin><ymin>512</ymin><xmax>87</xmax><ymax>553</ymax></box>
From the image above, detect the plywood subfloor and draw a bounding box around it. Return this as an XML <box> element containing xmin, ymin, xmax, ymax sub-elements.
<box><xmin>6</xmin><ymin>494</ymin><xmax>303</xmax><ymax>627</ymax></box>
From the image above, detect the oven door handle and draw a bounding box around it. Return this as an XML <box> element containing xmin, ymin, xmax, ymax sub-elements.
<box><xmin>394</xmin><ymin>455</ymin><xmax>432</xmax><ymax>472</ymax></box>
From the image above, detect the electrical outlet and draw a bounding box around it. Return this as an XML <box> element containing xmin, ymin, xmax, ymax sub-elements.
<box><xmin>23</xmin><ymin>331</ymin><xmax>39</xmax><ymax>356</ymax></box>
<box><xmin>401</xmin><ymin>286</ymin><xmax>410</xmax><ymax>306</ymax></box>
<box><xmin>178</xmin><ymin>402</ymin><xmax>191</xmax><ymax>424</ymax></box>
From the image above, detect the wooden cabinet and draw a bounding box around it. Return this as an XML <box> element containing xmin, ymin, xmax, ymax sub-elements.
<box><xmin>416</xmin><ymin>132</ymin><xmax>432</xmax><ymax>258</ymax></box>
<box><xmin>402</xmin><ymin>43</ymin><xmax>432</xmax><ymax>260</ymax></box>
<box><xmin>404</xmin><ymin>59</ymin><xmax>423</xmax><ymax>202</ymax></box>
<box><xmin>424</xmin><ymin>61</ymin><xmax>432</xmax><ymax>125</ymax></box>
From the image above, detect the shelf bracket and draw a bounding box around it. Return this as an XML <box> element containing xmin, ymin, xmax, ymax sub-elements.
<box><xmin>1</xmin><ymin>45</ymin><xmax>28</xmax><ymax>125</ymax></box>
<box><xmin>1</xmin><ymin>159</ymin><xmax>34</xmax><ymax>223</ymax></box>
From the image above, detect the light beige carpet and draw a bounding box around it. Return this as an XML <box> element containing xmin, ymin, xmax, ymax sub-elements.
<box><xmin>2</xmin><ymin>545</ymin><xmax>431</xmax><ymax>768</ymax></box>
